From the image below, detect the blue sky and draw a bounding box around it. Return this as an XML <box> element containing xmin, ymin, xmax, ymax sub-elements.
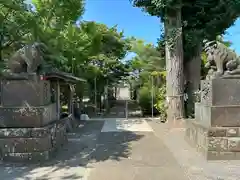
<box><xmin>224</xmin><ymin>19</ymin><xmax>240</xmax><ymax>53</ymax></box>
<box><xmin>26</xmin><ymin>0</ymin><xmax>240</xmax><ymax>55</ymax></box>
<box><xmin>83</xmin><ymin>0</ymin><xmax>240</xmax><ymax>55</ymax></box>
<box><xmin>82</xmin><ymin>0</ymin><xmax>161</xmax><ymax>43</ymax></box>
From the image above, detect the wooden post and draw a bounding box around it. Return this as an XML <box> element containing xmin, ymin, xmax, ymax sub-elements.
<box><xmin>0</xmin><ymin>80</ymin><xmax>2</xmax><ymax>106</ymax></box>
<box><xmin>68</xmin><ymin>84</ymin><xmax>74</xmax><ymax>115</ymax></box>
<box><xmin>56</xmin><ymin>80</ymin><xmax>61</xmax><ymax>120</ymax></box>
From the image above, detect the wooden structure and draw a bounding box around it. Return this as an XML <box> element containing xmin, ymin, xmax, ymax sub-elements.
<box><xmin>44</xmin><ymin>71</ymin><xmax>86</xmax><ymax>120</ymax></box>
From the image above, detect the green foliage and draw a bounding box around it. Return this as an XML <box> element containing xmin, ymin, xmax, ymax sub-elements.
<box><xmin>156</xmin><ymin>33</ymin><xmax>165</xmax><ymax>57</ymax></box>
<box><xmin>127</xmin><ymin>39</ymin><xmax>165</xmax><ymax>90</ymax></box>
<box><xmin>131</xmin><ymin>0</ymin><xmax>178</xmax><ymax>20</ymax></box>
<box><xmin>0</xmin><ymin>0</ymin><xmax>131</xmax><ymax>103</ymax></box>
<box><xmin>138</xmin><ymin>86</ymin><xmax>151</xmax><ymax>112</ymax></box>
<box><xmin>154</xmin><ymin>85</ymin><xmax>167</xmax><ymax>120</ymax></box>
<box><xmin>182</xmin><ymin>1</ymin><xmax>239</xmax><ymax>58</ymax></box>
<box><xmin>138</xmin><ymin>85</ymin><xmax>157</xmax><ymax>115</ymax></box>
<box><xmin>132</xmin><ymin>0</ymin><xmax>240</xmax><ymax>120</ymax></box>
<box><xmin>132</xmin><ymin>0</ymin><xmax>240</xmax><ymax>58</ymax></box>
<box><xmin>126</xmin><ymin>38</ymin><xmax>166</xmax><ymax>115</ymax></box>
<box><xmin>138</xmin><ymin>83</ymin><xmax>167</xmax><ymax>118</ymax></box>
<box><xmin>32</xmin><ymin>0</ymin><xmax>84</xmax><ymax>26</ymax></box>
<box><xmin>201</xmin><ymin>52</ymin><xmax>208</xmax><ymax>79</ymax></box>
<box><xmin>0</xmin><ymin>1</ymin><xmax>32</xmax><ymax>57</ymax></box>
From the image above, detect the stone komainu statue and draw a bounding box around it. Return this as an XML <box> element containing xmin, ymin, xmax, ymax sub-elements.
<box><xmin>7</xmin><ymin>42</ymin><xmax>47</xmax><ymax>74</ymax></box>
<box><xmin>203</xmin><ymin>40</ymin><xmax>240</xmax><ymax>79</ymax></box>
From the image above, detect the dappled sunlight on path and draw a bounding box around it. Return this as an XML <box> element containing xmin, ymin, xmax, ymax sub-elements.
<box><xmin>101</xmin><ymin>118</ymin><xmax>153</xmax><ymax>132</ymax></box>
<box><xmin>3</xmin><ymin>118</ymin><xmax>229</xmax><ymax>180</ymax></box>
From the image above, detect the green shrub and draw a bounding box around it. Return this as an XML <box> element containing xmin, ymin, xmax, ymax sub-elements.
<box><xmin>154</xmin><ymin>85</ymin><xmax>167</xmax><ymax>121</ymax></box>
<box><xmin>138</xmin><ymin>86</ymin><xmax>151</xmax><ymax>112</ymax></box>
<box><xmin>138</xmin><ymin>85</ymin><xmax>158</xmax><ymax>115</ymax></box>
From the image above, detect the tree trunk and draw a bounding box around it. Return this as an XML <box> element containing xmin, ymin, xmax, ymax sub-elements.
<box><xmin>184</xmin><ymin>44</ymin><xmax>202</xmax><ymax>118</ymax></box>
<box><xmin>165</xmin><ymin>7</ymin><xmax>184</xmax><ymax>121</ymax></box>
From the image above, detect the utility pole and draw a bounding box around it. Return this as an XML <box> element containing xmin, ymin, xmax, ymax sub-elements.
<box><xmin>106</xmin><ymin>78</ymin><xmax>109</xmax><ymax>111</ymax></box>
<box><xmin>94</xmin><ymin>77</ymin><xmax>97</xmax><ymax>114</ymax></box>
<box><xmin>151</xmin><ymin>75</ymin><xmax>154</xmax><ymax>119</ymax></box>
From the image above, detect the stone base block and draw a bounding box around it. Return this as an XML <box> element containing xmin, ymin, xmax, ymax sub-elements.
<box><xmin>0</xmin><ymin>120</ymin><xmax>67</xmax><ymax>163</ymax></box>
<box><xmin>200</xmin><ymin>79</ymin><xmax>240</xmax><ymax>106</ymax></box>
<box><xmin>1</xmin><ymin>79</ymin><xmax>51</xmax><ymax>106</ymax></box>
<box><xmin>0</xmin><ymin>103</ymin><xmax>57</xmax><ymax>128</ymax></box>
<box><xmin>195</xmin><ymin>103</ymin><xmax>240</xmax><ymax>127</ymax></box>
<box><xmin>185</xmin><ymin>119</ymin><xmax>240</xmax><ymax>160</ymax></box>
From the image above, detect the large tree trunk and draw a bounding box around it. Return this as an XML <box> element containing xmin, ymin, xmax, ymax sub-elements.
<box><xmin>184</xmin><ymin>44</ymin><xmax>202</xmax><ymax>118</ymax></box>
<box><xmin>165</xmin><ymin>7</ymin><xmax>184</xmax><ymax>121</ymax></box>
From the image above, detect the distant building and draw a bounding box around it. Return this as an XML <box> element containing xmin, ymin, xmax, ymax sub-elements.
<box><xmin>114</xmin><ymin>80</ymin><xmax>131</xmax><ymax>100</ymax></box>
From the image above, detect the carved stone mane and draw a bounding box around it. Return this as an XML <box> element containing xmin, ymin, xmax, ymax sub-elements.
<box><xmin>7</xmin><ymin>42</ymin><xmax>46</xmax><ymax>74</ymax></box>
<box><xmin>203</xmin><ymin>40</ymin><xmax>240</xmax><ymax>79</ymax></box>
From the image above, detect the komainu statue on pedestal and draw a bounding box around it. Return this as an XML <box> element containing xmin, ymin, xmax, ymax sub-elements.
<box><xmin>203</xmin><ymin>40</ymin><xmax>240</xmax><ymax>79</ymax></box>
<box><xmin>2</xmin><ymin>42</ymin><xmax>48</xmax><ymax>79</ymax></box>
<box><xmin>7</xmin><ymin>42</ymin><xmax>47</xmax><ymax>74</ymax></box>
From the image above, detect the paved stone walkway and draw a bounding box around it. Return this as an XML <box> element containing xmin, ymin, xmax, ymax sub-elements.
<box><xmin>148</xmin><ymin>120</ymin><xmax>240</xmax><ymax>180</ymax></box>
<box><xmin>0</xmin><ymin>119</ymin><xmax>189</xmax><ymax>180</ymax></box>
<box><xmin>88</xmin><ymin>119</ymin><xmax>189</xmax><ymax>180</ymax></box>
<box><xmin>1</xmin><ymin>119</ymin><xmax>240</xmax><ymax>180</ymax></box>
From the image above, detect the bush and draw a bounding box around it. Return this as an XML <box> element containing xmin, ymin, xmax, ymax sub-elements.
<box><xmin>154</xmin><ymin>85</ymin><xmax>167</xmax><ymax>121</ymax></box>
<box><xmin>138</xmin><ymin>85</ymin><xmax>158</xmax><ymax>115</ymax></box>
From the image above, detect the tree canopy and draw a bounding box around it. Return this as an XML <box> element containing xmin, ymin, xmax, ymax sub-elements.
<box><xmin>127</xmin><ymin>39</ymin><xmax>165</xmax><ymax>86</ymax></box>
<box><xmin>132</xmin><ymin>0</ymin><xmax>240</xmax><ymax>58</ymax></box>
<box><xmin>0</xmin><ymin>0</ymin><xmax>131</xmax><ymax>102</ymax></box>
<box><xmin>1</xmin><ymin>0</ymin><xmax>239</xmax><ymax>119</ymax></box>
<box><xmin>132</xmin><ymin>0</ymin><xmax>240</xmax><ymax>120</ymax></box>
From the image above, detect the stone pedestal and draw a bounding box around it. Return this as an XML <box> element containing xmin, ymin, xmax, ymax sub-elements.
<box><xmin>0</xmin><ymin>77</ymin><xmax>57</xmax><ymax>128</ymax></box>
<box><xmin>0</xmin><ymin>104</ymin><xmax>57</xmax><ymax>128</ymax></box>
<box><xmin>1</xmin><ymin>79</ymin><xmax>51</xmax><ymax>107</ymax></box>
<box><xmin>0</xmin><ymin>76</ymin><xmax>67</xmax><ymax>162</ymax></box>
<box><xmin>185</xmin><ymin>79</ymin><xmax>240</xmax><ymax>160</ymax></box>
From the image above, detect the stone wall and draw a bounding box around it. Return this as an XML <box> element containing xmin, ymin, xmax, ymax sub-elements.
<box><xmin>185</xmin><ymin>120</ymin><xmax>240</xmax><ymax>160</ymax></box>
